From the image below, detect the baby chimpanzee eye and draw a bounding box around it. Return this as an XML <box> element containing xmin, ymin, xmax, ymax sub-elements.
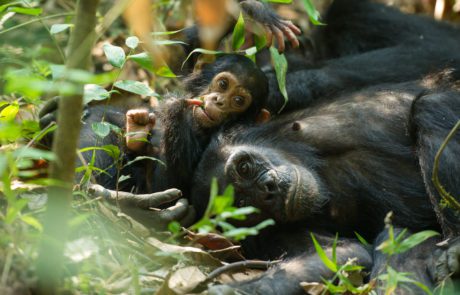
<box><xmin>218</xmin><ymin>78</ymin><xmax>228</xmax><ymax>90</ymax></box>
<box><xmin>233</xmin><ymin>96</ymin><xmax>245</xmax><ymax>107</ymax></box>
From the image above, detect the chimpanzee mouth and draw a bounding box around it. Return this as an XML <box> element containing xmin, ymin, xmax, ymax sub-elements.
<box><xmin>193</xmin><ymin>106</ymin><xmax>215</xmax><ymax>122</ymax></box>
<box><xmin>285</xmin><ymin>165</ymin><xmax>309</xmax><ymax>221</ymax></box>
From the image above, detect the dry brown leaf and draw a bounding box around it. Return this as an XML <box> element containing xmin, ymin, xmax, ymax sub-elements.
<box><xmin>168</xmin><ymin>266</ymin><xmax>207</xmax><ymax>294</ymax></box>
<box><xmin>146</xmin><ymin>237</ymin><xmax>223</xmax><ymax>267</ymax></box>
<box><xmin>300</xmin><ymin>282</ymin><xmax>328</xmax><ymax>295</ymax></box>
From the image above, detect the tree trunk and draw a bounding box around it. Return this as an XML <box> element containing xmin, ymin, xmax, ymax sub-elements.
<box><xmin>35</xmin><ymin>0</ymin><xmax>100</xmax><ymax>293</ymax></box>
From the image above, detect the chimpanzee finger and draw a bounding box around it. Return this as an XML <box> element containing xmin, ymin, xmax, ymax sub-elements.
<box><xmin>179</xmin><ymin>205</ymin><xmax>196</xmax><ymax>227</ymax></box>
<box><xmin>280</xmin><ymin>24</ymin><xmax>299</xmax><ymax>49</ymax></box>
<box><xmin>264</xmin><ymin>25</ymin><xmax>273</xmax><ymax>48</ymax></box>
<box><xmin>148</xmin><ymin>113</ymin><xmax>156</xmax><ymax>128</ymax></box>
<box><xmin>38</xmin><ymin>96</ymin><xmax>60</xmax><ymax>118</ymax></box>
<box><xmin>138</xmin><ymin>188</ymin><xmax>183</xmax><ymax>208</ymax></box>
<box><xmin>39</xmin><ymin>113</ymin><xmax>56</xmax><ymax>130</ymax></box>
<box><xmin>283</xmin><ymin>20</ymin><xmax>301</xmax><ymax>35</ymax></box>
<box><xmin>271</xmin><ymin>25</ymin><xmax>285</xmax><ymax>53</ymax></box>
<box><xmin>157</xmin><ymin>198</ymin><xmax>190</xmax><ymax>222</ymax></box>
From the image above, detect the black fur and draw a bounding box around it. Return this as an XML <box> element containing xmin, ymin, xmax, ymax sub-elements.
<box><xmin>192</xmin><ymin>74</ymin><xmax>460</xmax><ymax>294</ymax></box>
<box><xmin>263</xmin><ymin>0</ymin><xmax>460</xmax><ymax>114</ymax></box>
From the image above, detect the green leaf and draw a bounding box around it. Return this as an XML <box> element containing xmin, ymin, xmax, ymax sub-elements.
<box><xmin>118</xmin><ymin>174</ymin><xmax>131</xmax><ymax>183</ymax></box>
<box><xmin>50</xmin><ymin>24</ymin><xmax>72</xmax><ymax>34</ymax></box>
<box><xmin>267</xmin><ymin>0</ymin><xmax>292</xmax><ymax>3</ymax></box>
<box><xmin>311</xmin><ymin>232</ymin><xmax>337</xmax><ymax>272</ymax></box>
<box><xmin>20</xmin><ymin>215</ymin><xmax>43</xmax><ymax>231</ymax></box>
<box><xmin>153</xmin><ymin>40</ymin><xmax>187</xmax><ymax>46</ymax></box>
<box><xmin>224</xmin><ymin>227</ymin><xmax>258</xmax><ymax>241</ymax></box>
<box><xmin>398</xmin><ymin>230</ymin><xmax>439</xmax><ymax>254</ymax></box>
<box><xmin>332</xmin><ymin>233</ymin><xmax>338</xmax><ymax>264</ymax></box>
<box><xmin>254</xmin><ymin>219</ymin><xmax>275</xmax><ymax>230</ymax></box>
<box><xmin>151</xmin><ymin>28</ymin><xmax>185</xmax><ymax>36</ymax></box>
<box><xmin>114</xmin><ymin>80</ymin><xmax>156</xmax><ymax>96</ymax></box>
<box><xmin>103</xmin><ymin>43</ymin><xmax>126</xmax><ymax>68</ymax></box>
<box><xmin>0</xmin><ymin>122</ymin><xmax>21</xmax><ymax>141</ymax></box>
<box><xmin>354</xmin><ymin>232</ymin><xmax>370</xmax><ymax>246</ymax></box>
<box><xmin>8</xmin><ymin>7</ymin><xmax>42</xmax><ymax>16</ymax></box>
<box><xmin>0</xmin><ymin>2</ymin><xmax>21</xmax><ymax>13</ymax></box>
<box><xmin>91</xmin><ymin>122</ymin><xmax>111</xmax><ymax>138</ymax></box>
<box><xmin>300</xmin><ymin>0</ymin><xmax>325</xmax><ymax>25</ymax></box>
<box><xmin>270</xmin><ymin>47</ymin><xmax>288</xmax><ymax>113</ymax></box>
<box><xmin>126</xmin><ymin>36</ymin><xmax>139</xmax><ymax>49</ymax></box>
<box><xmin>213</xmin><ymin>195</ymin><xmax>234</xmax><ymax>215</ymax></box>
<box><xmin>232</xmin><ymin>12</ymin><xmax>245</xmax><ymax>50</ymax></box>
<box><xmin>124</xmin><ymin>156</ymin><xmax>165</xmax><ymax>168</ymax></box>
<box><xmin>168</xmin><ymin>221</ymin><xmax>181</xmax><ymax>234</ymax></box>
<box><xmin>14</xmin><ymin>147</ymin><xmax>55</xmax><ymax>161</ymax></box>
<box><xmin>155</xmin><ymin>65</ymin><xmax>177</xmax><ymax>78</ymax></box>
<box><xmin>83</xmin><ymin>84</ymin><xmax>110</xmax><ymax>104</ymax></box>
<box><xmin>129</xmin><ymin>52</ymin><xmax>154</xmax><ymax>72</ymax></box>
<box><xmin>0</xmin><ymin>103</ymin><xmax>19</xmax><ymax>122</ymax></box>
<box><xmin>79</xmin><ymin>145</ymin><xmax>120</xmax><ymax>160</ymax></box>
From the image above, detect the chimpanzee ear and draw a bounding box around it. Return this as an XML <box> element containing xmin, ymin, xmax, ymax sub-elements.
<box><xmin>256</xmin><ymin>108</ymin><xmax>271</xmax><ymax>124</ymax></box>
<box><xmin>193</xmin><ymin>54</ymin><xmax>217</xmax><ymax>72</ymax></box>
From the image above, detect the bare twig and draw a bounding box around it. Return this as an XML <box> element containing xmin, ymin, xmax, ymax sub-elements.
<box><xmin>432</xmin><ymin>120</ymin><xmax>460</xmax><ymax>212</ymax></box>
<box><xmin>206</xmin><ymin>260</ymin><xmax>280</xmax><ymax>282</ymax></box>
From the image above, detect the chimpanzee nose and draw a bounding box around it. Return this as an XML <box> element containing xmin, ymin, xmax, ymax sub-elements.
<box><xmin>257</xmin><ymin>171</ymin><xmax>278</xmax><ymax>194</ymax></box>
<box><xmin>211</xmin><ymin>95</ymin><xmax>224</xmax><ymax>106</ymax></box>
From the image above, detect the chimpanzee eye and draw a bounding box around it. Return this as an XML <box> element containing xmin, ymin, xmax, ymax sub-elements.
<box><xmin>237</xmin><ymin>160</ymin><xmax>252</xmax><ymax>178</ymax></box>
<box><xmin>218</xmin><ymin>78</ymin><xmax>228</xmax><ymax>90</ymax></box>
<box><xmin>233</xmin><ymin>96</ymin><xmax>245</xmax><ymax>107</ymax></box>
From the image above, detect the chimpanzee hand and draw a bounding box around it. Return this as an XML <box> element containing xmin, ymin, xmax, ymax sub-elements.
<box><xmin>38</xmin><ymin>96</ymin><xmax>60</xmax><ymax>130</ymax></box>
<box><xmin>88</xmin><ymin>184</ymin><xmax>196</xmax><ymax>229</ymax></box>
<box><xmin>432</xmin><ymin>238</ymin><xmax>460</xmax><ymax>284</ymax></box>
<box><xmin>240</xmin><ymin>0</ymin><xmax>301</xmax><ymax>53</ymax></box>
<box><xmin>125</xmin><ymin>109</ymin><xmax>156</xmax><ymax>152</ymax></box>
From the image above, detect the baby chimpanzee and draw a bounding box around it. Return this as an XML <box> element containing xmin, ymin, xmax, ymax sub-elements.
<box><xmin>125</xmin><ymin>54</ymin><xmax>270</xmax><ymax>198</ymax></box>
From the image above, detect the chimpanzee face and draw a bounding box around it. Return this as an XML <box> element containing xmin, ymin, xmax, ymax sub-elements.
<box><xmin>192</xmin><ymin>72</ymin><xmax>254</xmax><ymax>128</ymax></box>
<box><xmin>192</xmin><ymin>144</ymin><xmax>327</xmax><ymax>226</ymax></box>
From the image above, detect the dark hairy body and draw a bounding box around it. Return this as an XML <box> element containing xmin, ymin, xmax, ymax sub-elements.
<box><xmin>263</xmin><ymin>0</ymin><xmax>460</xmax><ymax>114</ymax></box>
<box><xmin>193</xmin><ymin>74</ymin><xmax>460</xmax><ymax>294</ymax></box>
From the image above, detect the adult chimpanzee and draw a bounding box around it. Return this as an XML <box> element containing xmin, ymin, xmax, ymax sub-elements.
<box><xmin>39</xmin><ymin>54</ymin><xmax>271</xmax><ymax>228</ymax></box>
<box><xmin>191</xmin><ymin>72</ymin><xmax>460</xmax><ymax>294</ymax></box>
<box><xmin>261</xmin><ymin>0</ymin><xmax>460</xmax><ymax>114</ymax></box>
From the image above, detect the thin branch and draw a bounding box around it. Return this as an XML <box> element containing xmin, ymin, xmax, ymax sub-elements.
<box><xmin>432</xmin><ymin>120</ymin><xmax>460</xmax><ymax>211</ymax></box>
<box><xmin>206</xmin><ymin>260</ymin><xmax>280</xmax><ymax>282</ymax></box>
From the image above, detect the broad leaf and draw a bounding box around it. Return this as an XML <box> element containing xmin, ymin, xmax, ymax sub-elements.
<box><xmin>232</xmin><ymin>12</ymin><xmax>245</xmax><ymax>50</ymax></box>
<box><xmin>268</xmin><ymin>0</ymin><xmax>292</xmax><ymax>3</ymax></box>
<box><xmin>300</xmin><ymin>0</ymin><xmax>324</xmax><ymax>25</ymax></box>
<box><xmin>155</xmin><ymin>65</ymin><xmax>177</xmax><ymax>78</ymax></box>
<box><xmin>270</xmin><ymin>47</ymin><xmax>288</xmax><ymax>113</ymax></box>
<box><xmin>129</xmin><ymin>52</ymin><xmax>154</xmax><ymax>72</ymax></box>
<box><xmin>9</xmin><ymin>7</ymin><xmax>42</xmax><ymax>16</ymax></box>
<box><xmin>114</xmin><ymin>80</ymin><xmax>156</xmax><ymax>96</ymax></box>
<box><xmin>50</xmin><ymin>24</ymin><xmax>72</xmax><ymax>34</ymax></box>
<box><xmin>182</xmin><ymin>48</ymin><xmax>224</xmax><ymax>69</ymax></box>
<box><xmin>0</xmin><ymin>103</ymin><xmax>19</xmax><ymax>122</ymax></box>
<box><xmin>83</xmin><ymin>84</ymin><xmax>110</xmax><ymax>104</ymax></box>
<box><xmin>103</xmin><ymin>43</ymin><xmax>125</xmax><ymax>68</ymax></box>
<box><xmin>91</xmin><ymin>122</ymin><xmax>111</xmax><ymax>138</ymax></box>
<box><xmin>125</xmin><ymin>36</ymin><xmax>139</xmax><ymax>49</ymax></box>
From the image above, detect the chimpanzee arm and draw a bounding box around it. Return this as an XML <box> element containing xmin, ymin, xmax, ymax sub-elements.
<box><xmin>266</xmin><ymin>42</ymin><xmax>460</xmax><ymax>113</ymax></box>
<box><xmin>159</xmin><ymin>98</ymin><xmax>207</xmax><ymax>195</ymax></box>
<box><xmin>208</xmin><ymin>237</ymin><xmax>372</xmax><ymax>295</ymax></box>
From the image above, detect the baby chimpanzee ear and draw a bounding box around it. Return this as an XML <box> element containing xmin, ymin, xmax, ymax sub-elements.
<box><xmin>193</xmin><ymin>54</ymin><xmax>217</xmax><ymax>73</ymax></box>
<box><xmin>256</xmin><ymin>108</ymin><xmax>271</xmax><ymax>124</ymax></box>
